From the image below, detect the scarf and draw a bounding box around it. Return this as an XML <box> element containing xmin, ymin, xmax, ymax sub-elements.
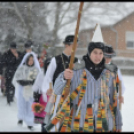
<box><xmin>45</xmin><ymin>70</ymin><xmax>117</xmax><ymax>132</ymax></box>
<box><xmin>83</xmin><ymin>54</ymin><xmax>105</xmax><ymax>80</ymax></box>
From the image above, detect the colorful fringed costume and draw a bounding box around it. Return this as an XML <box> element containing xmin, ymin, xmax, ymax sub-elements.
<box><xmin>44</xmin><ymin>69</ymin><xmax>122</xmax><ymax>132</ymax></box>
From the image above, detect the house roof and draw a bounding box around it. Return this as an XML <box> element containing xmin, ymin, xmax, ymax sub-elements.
<box><xmin>80</xmin><ymin>10</ymin><xmax>134</xmax><ymax>32</ymax></box>
<box><xmin>113</xmin><ymin>10</ymin><xmax>134</xmax><ymax>27</ymax></box>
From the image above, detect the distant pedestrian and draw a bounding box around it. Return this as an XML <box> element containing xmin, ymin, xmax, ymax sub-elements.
<box><xmin>0</xmin><ymin>42</ymin><xmax>22</xmax><ymax>105</ymax></box>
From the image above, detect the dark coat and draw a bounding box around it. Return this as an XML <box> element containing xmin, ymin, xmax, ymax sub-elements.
<box><xmin>0</xmin><ymin>49</ymin><xmax>22</xmax><ymax>80</ymax></box>
<box><xmin>19</xmin><ymin>51</ymin><xmax>26</xmax><ymax>63</ymax></box>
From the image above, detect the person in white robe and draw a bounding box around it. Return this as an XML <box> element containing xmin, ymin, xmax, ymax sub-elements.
<box><xmin>12</xmin><ymin>52</ymin><xmax>41</xmax><ymax>130</ymax></box>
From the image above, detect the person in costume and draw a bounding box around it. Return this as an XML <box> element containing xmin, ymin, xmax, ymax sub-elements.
<box><xmin>41</xmin><ymin>35</ymin><xmax>79</xmax><ymax>94</ymax></box>
<box><xmin>41</xmin><ymin>35</ymin><xmax>79</xmax><ymax>104</ymax></box>
<box><xmin>104</xmin><ymin>45</ymin><xmax>125</xmax><ymax>104</ymax></box>
<box><xmin>0</xmin><ymin>42</ymin><xmax>22</xmax><ymax>105</ymax></box>
<box><xmin>32</xmin><ymin>57</ymin><xmax>52</xmax><ymax>132</ymax></box>
<box><xmin>38</xmin><ymin>49</ymin><xmax>47</xmax><ymax>68</ymax></box>
<box><xmin>41</xmin><ymin>35</ymin><xmax>79</xmax><ymax>131</ymax></box>
<box><xmin>44</xmin><ymin>24</ymin><xmax>122</xmax><ymax>132</ymax></box>
<box><xmin>12</xmin><ymin>52</ymin><xmax>41</xmax><ymax>130</ymax></box>
<box><xmin>43</xmin><ymin>57</ymin><xmax>52</xmax><ymax>75</ymax></box>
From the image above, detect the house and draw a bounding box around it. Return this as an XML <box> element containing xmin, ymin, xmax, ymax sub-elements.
<box><xmin>79</xmin><ymin>11</ymin><xmax>134</xmax><ymax>58</ymax></box>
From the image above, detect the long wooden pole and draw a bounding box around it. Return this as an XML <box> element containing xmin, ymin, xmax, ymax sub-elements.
<box><xmin>65</xmin><ymin>2</ymin><xmax>84</xmax><ymax>88</ymax></box>
<box><xmin>119</xmin><ymin>80</ymin><xmax>122</xmax><ymax>110</ymax></box>
<box><xmin>44</xmin><ymin>3</ymin><xmax>84</xmax><ymax>131</ymax></box>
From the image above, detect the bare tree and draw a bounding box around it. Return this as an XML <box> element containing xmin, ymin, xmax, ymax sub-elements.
<box><xmin>0</xmin><ymin>2</ymin><xmax>134</xmax><ymax>53</ymax></box>
<box><xmin>48</xmin><ymin>2</ymin><xmax>132</xmax><ymax>47</ymax></box>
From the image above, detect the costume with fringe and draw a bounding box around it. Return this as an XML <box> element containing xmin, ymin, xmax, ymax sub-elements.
<box><xmin>44</xmin><ymin>68</ymin><xmax>122</xmax><ymax>132</ymax></box>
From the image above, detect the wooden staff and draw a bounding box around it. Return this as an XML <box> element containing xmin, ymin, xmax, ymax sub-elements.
<box><xmin>64</xmin><ymin>2</ymin><xmax>84</xmax><ymax>93</ymax></box>
<box><xmin>119</xmin><ymin>80</ymin><xmax>122</xmax><ymax>110</ymax></box>
<box><xmin>44</xmin><ymin>3</ymin><xmax>84</xmax><ymax>131</ymax></box>
<box><xmin>116</xmin><ymin>74</ymin><xmax>122</xmax><ymax>110</ymax></box>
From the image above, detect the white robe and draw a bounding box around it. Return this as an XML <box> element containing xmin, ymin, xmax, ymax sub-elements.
<box><xmin>12</xmin><ymin>65</ymin><xmax>39</xmax><ymax>126</ymax></box>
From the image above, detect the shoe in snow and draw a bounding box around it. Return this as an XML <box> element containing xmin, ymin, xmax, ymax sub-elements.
<box><xmin>18</xmin><ymin>120</ymin><xmax>23</xmax><ymax>125</ymax></box>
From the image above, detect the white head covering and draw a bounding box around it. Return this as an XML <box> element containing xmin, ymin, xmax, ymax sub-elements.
<box><xmin>19</xmin><ymin>51</ymin><xmax>41</xmax><ymax>72</ymax></box>
<box><xmin>12</xmin><ymin>52</ymin><xmax>41</xmax><ymax>99</ymax></box>
<box><xmin>92</xmin><ymin>23</ymin><xmax>104</xmax><ymax>42</ymax></box>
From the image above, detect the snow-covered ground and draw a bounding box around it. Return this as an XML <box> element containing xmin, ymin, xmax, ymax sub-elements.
<box><xmin>0</xmin><ymin>75</ymin><xmax>134</xmax><ymax>132</ymax></box>
<box><xmin>0</xmin><ymin>92</ymin><xmax>41</xmax><ymax>132</ymax></box>
<box><xmin>121</xmin><ymin>75</ymin><xmax>134</xmax><ymax>132</ymax></box>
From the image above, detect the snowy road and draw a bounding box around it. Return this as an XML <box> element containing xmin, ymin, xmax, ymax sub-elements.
<box><xmin>0</xmin><ymin>75</ymin><xmax>134</xmax><ymax>132</ymax></box>
<box><xmin>121</xmin><ymin>75</ymin><xmax>134</xmax><ymax>132</ymax></box>
<box><xmin>0</xmin><ymin>92</ymin><xmax>41</xmax><ymax>132</ymax></box>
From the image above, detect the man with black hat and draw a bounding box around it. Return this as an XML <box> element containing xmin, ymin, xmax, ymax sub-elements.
<box><xmin>41</xmin><ymin>35</ymin><xmax>79</xmax><ymax>132</ymax></box>
<box><xmin>0</xmin><ymin>42</ymin><xmax>22</xmax><ymax>105</ymax></box>
<box><xmin>104</xmin><ymin>44</ymin><xmax>125</xmax><ymax>104</ymax></box>
<box><xmin>41</xmin><ymin>35</ymin><xmax>79</xmax><ymax>95</ymax></box>
<box><xmin>19</xmin><ymin>40</ymin><xmax>35</xmax><ymax>62</ymax></box>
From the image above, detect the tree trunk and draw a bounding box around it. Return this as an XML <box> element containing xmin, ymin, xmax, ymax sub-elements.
<box><xmin>27</xmin><ymin>2</ymin><xmax>32</xmax><ymax>40</ymax></box>
<box><xmin>51</xmin><ymin>2</ymin><xmax>61</xmax><ymax>52</ymax></box>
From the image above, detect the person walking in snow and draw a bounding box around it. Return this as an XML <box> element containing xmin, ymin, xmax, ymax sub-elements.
<box><xmin>12</xmin><ymin>52</ymin><xmax>41</xmax><ymax>130</ymax></box>
<box><xmin>44</xmin><ymin>24</ymin><xmax>122</xmax><ymax>132</ymax></box>
<box><xmin>0</xmin><ymin>42</ymin><xmax>22</xmax><ymax>105</ymax></box>
<box><xmin>104</xmin><ymin>44</ymin><xmax>126</xmax><ymax>104</ymax></box>
<box><xmin>41</xmin><ymin>35</ymin><xmax>79</xmax><ymax>132</ymax></box>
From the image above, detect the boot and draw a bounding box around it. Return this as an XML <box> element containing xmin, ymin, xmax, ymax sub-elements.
<box><xmin>7</xmin><ymin>94</ymin><xmax>11</xmax><ymax>105</ymax></box>
<box><xmin>27</xmin><ymin>126</ymin><xmax>33</xmax><ymax>130</ymax></box>
<box><xmin>18</xmin><ymin>120</ymin><xmax>23</xmax><ymax>125</ymax></box>
<box><xmin>7</xmin><ymin>101</ymin><xmax>10</xmax><ymax>106</ymax></box>
<box><xmin>41</xmin><ymin>123</ymin><xmax>47</xmax><ymax>132</ymax></box>
<box><xmin>10</xmin><ymin>97</ymin><xmax>14</xmax><ymax>102</ymax></box>
<box><xmin>9</xmin><ymin>90</ymin><xmax>14</xmax><ymax>102</ymax></box>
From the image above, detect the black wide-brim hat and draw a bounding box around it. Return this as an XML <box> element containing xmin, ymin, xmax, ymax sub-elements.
<box><xmin>63</xmin><ymin>35</ymin><xmax>79</xmax><ymax>45</ymax></box>
<box><xmin>24</xmin><ymin>40</ymin><xmax>33</xmax><ymax>48</ymax></box>
<box><xmin>10</xmin><ymin>42</ymin><xmax>17</xmax><ymax>49</ymax></box>
<box><xmin>104</xmin><ymin>45</ymin><xmax>116</xmax><ymax>58</ymax></box>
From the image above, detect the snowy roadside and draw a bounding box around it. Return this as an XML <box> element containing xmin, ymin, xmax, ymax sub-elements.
<box><xmin>0</xmin><ymin>75</ymin><xmax>134</xmax><ymax>132</ymax></box>
<box><xmin>0</xmin><ymin>91</ymin><xmax>41</xmax><ymax>132</ymax></box>
<box><xmin>121</xmin><ymin>75</ymin><xmax>134</xmax><ymax>132</ymax></box>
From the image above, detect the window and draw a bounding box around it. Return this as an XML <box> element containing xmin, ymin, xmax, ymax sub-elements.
<box><xmin>126</xmin><ymin>32</ymin><xmax>134</xmax><ymax>49</ymax></box>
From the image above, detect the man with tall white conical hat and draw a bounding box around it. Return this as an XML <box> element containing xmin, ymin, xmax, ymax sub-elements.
<box><xmin>44</xmin><ymin>24</ymin><xmax>122</xmax><ymax>132</ymax></box>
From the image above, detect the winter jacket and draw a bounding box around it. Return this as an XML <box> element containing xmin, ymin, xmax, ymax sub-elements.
<box><xmin>0</xmin><ymin>49</ymin><xmax>22</xmax><ymax>79</ymax></box>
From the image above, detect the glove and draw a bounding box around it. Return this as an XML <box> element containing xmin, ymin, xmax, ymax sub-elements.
<box><xmin>17</xmin><ymin>79</ymin><xmax>35</xmax><ymax>86</ymax></box>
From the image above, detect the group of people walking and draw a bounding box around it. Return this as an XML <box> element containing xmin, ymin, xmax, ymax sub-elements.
<box><xmin>42</xmin><ymin>24</ymin><xmax>125</xmax><ymax>132</ymax></box>
<box><xmin>0</xmin><ymin>40</ymin><xmax>36</xmax><ymax>105</ymax></box>
<box><xmin>0</xmin><ymin>24</ymin><xmax>125</xmax><ymax>132</ymax></box>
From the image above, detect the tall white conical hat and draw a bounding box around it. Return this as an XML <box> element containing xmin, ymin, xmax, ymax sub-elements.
<box><xmin>92</xmin><ymin>23</ymin><xmax>104</xmax><ymax>42</ymax></box>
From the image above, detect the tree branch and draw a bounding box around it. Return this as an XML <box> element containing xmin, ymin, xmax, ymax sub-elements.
<box><xmin>0</xmin><ymin>6</ymin><xmax>14</xmax><ymax>10</ymax></box>
<box><xmin>12</xmin><ymin>2</ymin><xmax>26</xmax><ymax>27</ymax></box>
<box><xmin>59</xmin><ymin>2</ymin><xmax>72</xmax><ymax>25</ymax></box>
